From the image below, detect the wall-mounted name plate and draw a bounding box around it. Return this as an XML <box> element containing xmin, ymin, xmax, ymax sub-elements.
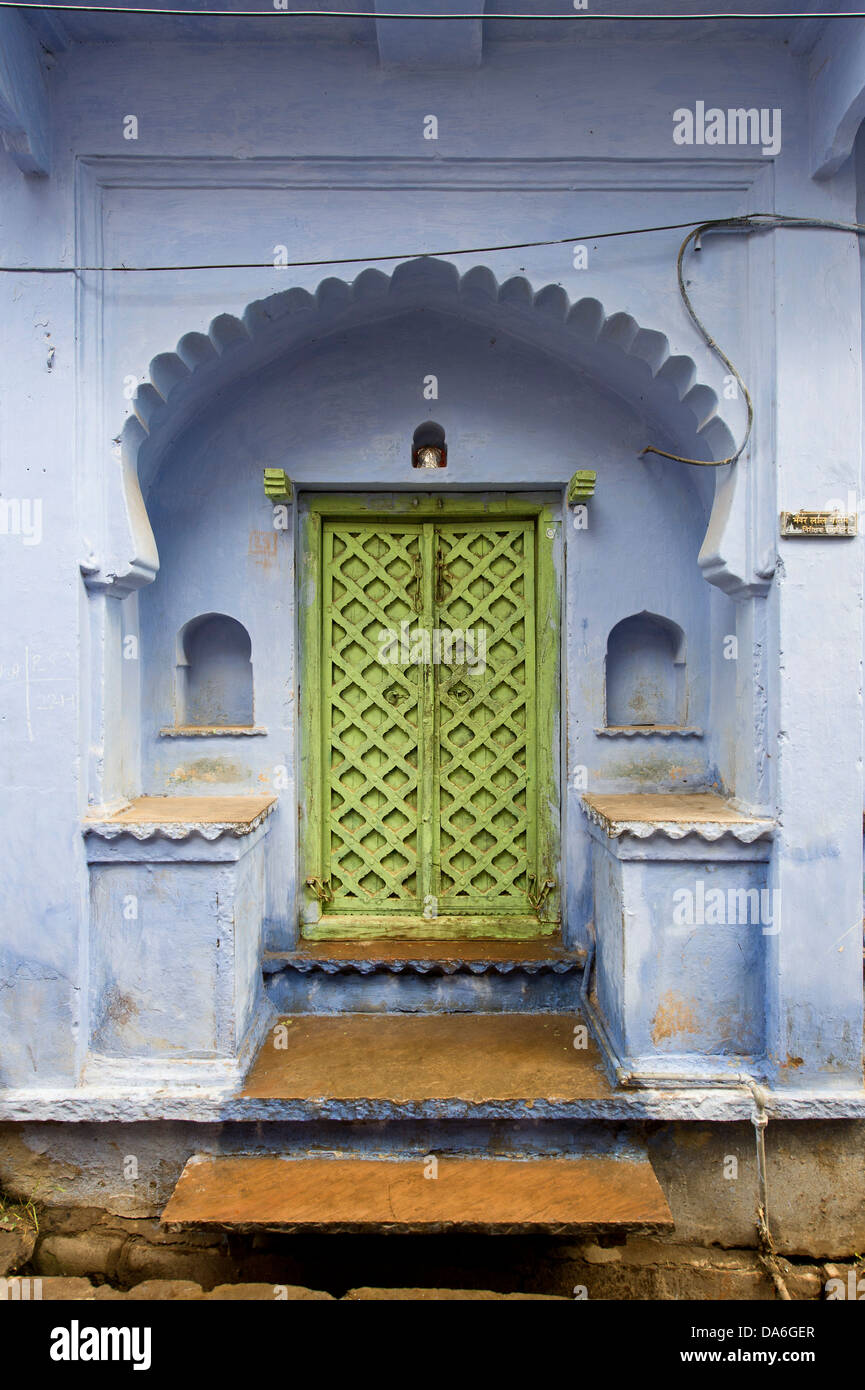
<box><xmin>780</xmin><ymin>510</ymin><xmax>857</xmax><ymax>538</ymax></box>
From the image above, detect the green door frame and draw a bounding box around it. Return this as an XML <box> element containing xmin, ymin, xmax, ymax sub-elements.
<box><xmin>298</xmin><ymin>492</ymin><xmax>562</xmax><ymax>939</ymax></box>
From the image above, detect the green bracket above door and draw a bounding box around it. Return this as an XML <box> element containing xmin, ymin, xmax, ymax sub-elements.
<box><xmin>263</xmin><ymin>468</ymin><xmax>293</xmax><ymax>503</ymax></box>
<box><xmin>566</xmin><ymin>470</ymin><xmax>597</xmax><ymax>505</ymax></box>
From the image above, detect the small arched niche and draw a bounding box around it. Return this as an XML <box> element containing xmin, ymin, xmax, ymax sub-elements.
<box><xmin>605</xmin><ymin>612</ymin><xmax>687</xmax><ymax>729</ymax></box>
<box><xmin>175</xmin><ymin>613</ymin><xmax>254</xmax><ymax>729</ymax></box>
<box><xmin>411</xmin><ymin>419</ymin><xmax>447</xmax><ymax>469</ymax></box>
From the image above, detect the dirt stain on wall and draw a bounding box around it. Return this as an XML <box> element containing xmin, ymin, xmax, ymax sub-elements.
<box><xmin>167</xmin><ymin>759</ymin><xmax>250</xmax><ymax>786</ymax></box>
<box><xmin>652</xmin><ymin>990</ymin><xmax>700</xmax><ymax>1045</ymax></box>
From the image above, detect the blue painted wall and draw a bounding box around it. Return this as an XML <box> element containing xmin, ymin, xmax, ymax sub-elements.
<box><xmin>0</xmin><ymin>16</ymin><xmax>861</xmax><ymax>1092</ymax></box>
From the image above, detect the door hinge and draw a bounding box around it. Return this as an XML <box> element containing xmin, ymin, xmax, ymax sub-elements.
<box><xmin>527</xmin><ymin>872</ymin><xmax>556</xmax><ymax>922</ymax></box>
<box><xmin>305</xmin><ymin>876</ymin><xmax>332</xmax><ymax>905</ymax></box>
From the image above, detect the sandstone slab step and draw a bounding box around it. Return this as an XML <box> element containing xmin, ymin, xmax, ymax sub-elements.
<box><xmin>162</xmin><ymin>1154</ymin><xmax>673</xmax><ymax>1237</ymax></box>
<box><xmin>242</xmin><ymin>1013</ymin><xmax>611</xmax><ymax>1103</ymax></box>
<box><xmin>343</xmin><ymin>1287</ymin><xmax>568</xmax><ymax>1300</ymax></box>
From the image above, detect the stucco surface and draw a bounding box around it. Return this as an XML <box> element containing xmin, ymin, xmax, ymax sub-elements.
<box><xmin>0</xmin><ymin>19</ymin><xmax>862</xmax><ymax>1273</ymax></box>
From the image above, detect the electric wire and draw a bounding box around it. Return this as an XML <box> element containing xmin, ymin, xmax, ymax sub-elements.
<box><xmin>0</xmin><ymin>216</ymin><xmax>756</xmax><ymax>272</ymax></box>
<box><xmin>4</xmin><ymin>210</ymin><xmax>864</xmax><ymax>275</ymax></box>
<box><xmin>5</xmin><ymin>3</ymin><xmax>865</xmax><ymax>465</ymax></box>
<box><xmin>642</xmin><ymin>211</ymin><xmax>865</xmax><ymax>465</ymax></box>
<box><xmin>643</xmin><ymin>215</ymin><xmax>757</xmax><ymax>466</ymax></box>
<box><xmin>748</xmin><ymin>1086</ymin><xmax>792</xmax><ymax>1300</ymax></box>
<box><xmin>3</xmin><ymin>209</ymin><xmax>864</xmax><ymax>468</ymax></box>
<box><xmin>3</xmin><ymin>2</ymin><xmax>865</xmax><ymax>19</ymax></box>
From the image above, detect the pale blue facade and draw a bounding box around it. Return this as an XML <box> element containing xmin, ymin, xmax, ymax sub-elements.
<box><xmin>1</xmin><ymin>6</ymin><xmax>864</xmax><ymax>1232</ymax></box>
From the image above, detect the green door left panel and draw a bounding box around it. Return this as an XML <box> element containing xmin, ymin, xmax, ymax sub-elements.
<box><xmin>323</xmin><ymin>521</ymin><xmax>429</xmax><ymax>914</ymax></box>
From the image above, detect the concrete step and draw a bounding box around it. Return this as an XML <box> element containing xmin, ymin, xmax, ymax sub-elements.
<box><xmin>162</xmin><ymin>1153</ymin><xmax>673</xmax><ymax>1236</ymax></box>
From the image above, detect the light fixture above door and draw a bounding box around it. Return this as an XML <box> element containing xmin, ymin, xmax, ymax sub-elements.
<box><xmin>412</xmin><ymin>420</ymin><xmax>447</xmax><ymax>469</ymax></box>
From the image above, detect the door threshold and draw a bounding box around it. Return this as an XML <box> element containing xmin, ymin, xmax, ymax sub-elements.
<box><xmin>301</xmin><ymin>914</ymin><xmax>558</xmax><ymax>941</ymax></box>
<box><xmin>265</xmin><ymin>938</ymin><xmax>585</xmax><ymax>976</ymax></box>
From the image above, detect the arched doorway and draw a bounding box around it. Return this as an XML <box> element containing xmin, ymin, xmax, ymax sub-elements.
<box><xmin>93</xmin><ymin>258</ymin><xmax>747</xmax><ymax>957</ymax></box>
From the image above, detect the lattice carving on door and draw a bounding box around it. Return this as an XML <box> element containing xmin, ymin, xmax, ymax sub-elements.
<box><xmin>434</xmin><ymin>523</ymin><xmax>534</xmax><ymax>912</ymax></box>
<box><xmin>325</xmin><ymin>524</ymin><xmax>422</xmax><ymax>909</ymax></box>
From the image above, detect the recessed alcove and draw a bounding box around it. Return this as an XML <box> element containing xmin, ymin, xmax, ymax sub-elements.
<box><xmin>126</xmin><ymin>261</ymin><xmax>730</xmax><ymax>956</ymax></box>
<box><xmin>171</xmin><ymin>613</ymin><xmax>257</xmax><ymax>734</ymax></box>
<box><xmin>604</xmin><ymin>611</ymin><xmax>689</xmax><ymax>732</ymax></box>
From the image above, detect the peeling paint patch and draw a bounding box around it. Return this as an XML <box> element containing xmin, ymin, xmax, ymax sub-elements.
<box><xmin>248</xmin><ymin>531</ymin><xmax>278</xmax><ymax>570</ymax></box>
<box><xmin>167</xmin><ymin>759</ymin><xmax>250</xmax><ymax>786</ymax></box>
<box><xmin>104</xmin><ymin>988</ymin><xmax>138</xmax><ymax>1029</ymax></box>
<box><xmin>92</xmin><ymin>987</ymin><xmax>139</xmax><ymax>1049</ymax></box>
<box><xmin>608</xmin><ymin>756</ymin><xmax>702</xmax><ymax>784</ymax></box>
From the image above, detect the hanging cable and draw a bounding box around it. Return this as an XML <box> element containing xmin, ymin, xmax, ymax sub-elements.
<box><xmin>641</xmin><ymin>215</ymin><xmax>756</xmax><ymax>467</ymax></box>
<box><xmin>641</xmin><ymin>210</ymin><xmax>865</xmax><ymax>467</ymax></box>
<box><xmin>5</xmin><ymin>4</ymin><xmax>865</xmax><ymax>20</ymax></box>
<box><xmin>4</xmin><ymin>210</ymin><xmax>865</xmax><ymax>276</ymax></box>
<box><xmin>0</xmin><ymin>216</ymin><xmax>761</xmax><ymax>273</ymax></box>
<box><xmin>748</xmin><ymin>1082</ymin><xmax>792</xmax><ymax>1300</ymax></box>
<box><xmin>3</xmin><ymin>206</ymin><xmax>865</xmax><ymax>468</ymax></box>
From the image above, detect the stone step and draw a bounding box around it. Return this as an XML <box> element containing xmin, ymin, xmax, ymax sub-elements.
<box><xmin>263</xmin><ymin>939</ymin><xmax>585</xmax><ymax>976</ymax></box>
<box><xmin>1</xmin><ymin>1276</ymin><xmax>569</xmax><ymax>1301</ymax></box>
<box><xmin>263</xmin><ymin>941</ymin><xmax>585</xmax><ymax>1015</ymax></box>
<box><xmin>162</xmin><ymin>1153</ymin><xmax>673</xmax><ymax>1236</ymax></box>
<box><xmin>242</xmin><ymin>1013</ymin><xmax>611</xmax><ymax>1106</ymax></box>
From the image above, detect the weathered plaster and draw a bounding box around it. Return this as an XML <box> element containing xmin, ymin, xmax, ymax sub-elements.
<box><xmin>0</xmin><ymin>23</ymin><xmax>860</xmax><ymax>1128</ymax></box>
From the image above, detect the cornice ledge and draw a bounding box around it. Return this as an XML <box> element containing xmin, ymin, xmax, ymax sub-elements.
<box><xmin>83</xmin><ymin>804</ymin><xmax>276</xmax><ymax>842</ymax></box>
<box><xmin>580</xmin><ymin>801</ymin><xmax>775</xmax><ymax>843</ymax></box>
<box><xmin>271</xmin><ymin>957</ymin><xmax>582</xmax><ymax>977</ymax></box>
<box><xmin>595</xmin><ymin>726</ymin><xmax>704</xmax><ymax>739</ymax></box>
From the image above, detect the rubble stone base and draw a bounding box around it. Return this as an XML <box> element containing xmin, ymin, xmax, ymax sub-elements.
<box><xmin>2</xmin><ymin>1206</ymin><xmax>856</xmax><ymax>1301</ymax></box>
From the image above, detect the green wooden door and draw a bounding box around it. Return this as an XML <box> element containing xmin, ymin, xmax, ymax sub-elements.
<box><xmin>300</xmin><ymin>499</ymin><xmax>560</xmax><ymax>939</ymax></box>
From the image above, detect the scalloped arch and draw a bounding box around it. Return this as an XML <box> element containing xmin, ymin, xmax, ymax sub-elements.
<box><xmin>125</xmin><ymin>257</ymin><xmax>737</xmax><ymax>493</ymax></box>
<box><xmin>101</xmin><ymin>257</ymin><xmax>742</xmax><ymax>595</ymax></box>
